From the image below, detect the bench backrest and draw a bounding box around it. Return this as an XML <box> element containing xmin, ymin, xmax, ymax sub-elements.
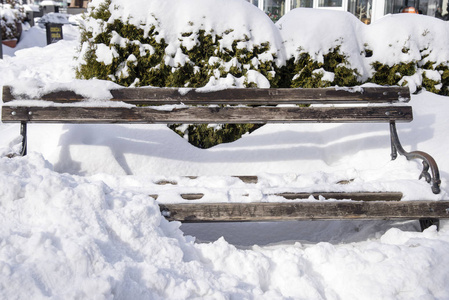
<box><xmin>2</xmin><ymin>86</ymin><xmax>413</xmax><ymax>124</ymax></box>
<box><xmin>3</xmin><ymin>86</ymin><xmax>410</xmax><ymax>105</ymax></box>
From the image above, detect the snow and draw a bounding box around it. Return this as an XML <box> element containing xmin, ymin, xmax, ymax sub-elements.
<box><xmin>1</xmin><ymin>5</ymin><xmax>449</xmax><ymax>300</ymax></box>
<box><xmin>38</xmin><ymin>12</ymin><xmax>71</xmax><ymax>25</ymax></box>
<box><xmin>277</xmin><ymin>8</ymin><xmax>449</xmax><ymax>83</ymax></box>
<box><xmin>80</xmin><ymin>0</ymin><xmax>285</xmax><ymax>78</ymax></box>
<box><xmin>23</xmin><ymin>4</ymin><xmax>40</xmax><ymax>13</ymax></box>
<box><xmin>40</xmin><ymin>1</ymin><xmax>60</xmax><ymax>6</ymax></box>
<box><xmin>278</xmin><ymin>9</ymin><xmax>365</xmax><ymax>65</ymax></box>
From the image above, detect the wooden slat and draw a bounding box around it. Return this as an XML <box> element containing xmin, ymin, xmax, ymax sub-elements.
<box><xmin>276</xmin><ymin>192</ymin><xmax>403</xmax><ymax>201</ymax></box>
<box><xmin>150</xmin><ymin>194</ymin><xmax>205</xmax><ymax>200</ymax></box>
<box><xmin>159</xmin><ymin>201</ymin><xmax>449</xmax><ymax>222</ymax></box>
<box><xmin>151</xmin><ymin>192</ymin><xmax>403</xmax><ymax>201</ymax></box>
<box><xmin>156</xmin><ymin>176</ymin><xmax>259</xmax><ymax>185</ymax></box>
<box><xmin>2</xmin><ymin>86</ymin><xmax>13</xmax><ymax>102</ymax></box>
<box><xmin>188</xmin><ymin>175</ymin><xmax>259</xmax><ymax>184</ymax></box>
<box><xmin>2</xmin><ymin>106</ymin><xmax>413</xmax><ymax>123</ymax></box>
<box><xmin>2</xmin><ymin>86</ymin><xmax>410</xmax><ymax>105</ymax></box>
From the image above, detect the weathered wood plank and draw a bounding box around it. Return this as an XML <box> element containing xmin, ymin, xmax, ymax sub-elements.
<box><xmin>150</xmin><ymin>193</ymin><xmax>205</xmax><ymax>200</ymax></box>
<box><xmin>2</xmin><ymin>86</ymin><xmax>13</xmax><ymax>103</ymax></box>
<box><xmin>2</xmin><ymin>86</ymin><xmax>410</xmax><ymax>105</ymax></box>
<box><xmin>2</xmin><ymin>106</ymin><xmax>413</xmax><ymax>123</ymax></box>
<box><xmin>2</xmin><ymin>86</ymin><xmax>85</xmax><ymax>103</ymax></box>
<box><xmin>156</xmin><ymin>176</ymin><xmax>259</xmax><ymax>185</ymax></box>
<box><xmin>151</xmin><ymin>192</ymin><xmax>403</xmax><ymax>201</ymax></box>
<box><xmin>159</xmin><ymin>201</ymin><xmax>449</xmax><ymax>222</ymax></box>
<box><xmin>276</xmin><ymin>192</ymin><xmax>403</xmax><ymax>201</ymax></box>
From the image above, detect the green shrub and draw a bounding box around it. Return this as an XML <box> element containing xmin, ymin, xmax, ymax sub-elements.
<box><xmin>369</xmin><ymin>61</ymin><xmax>416</xmax><ymax>86</ymax></box>
<box><xmin>76</xmin><ymin>0</ymin><xmax>281</xmax><ymax>148</ymax></box>
<box><xmin>164</xmin><ymin>27</ymin><xmax>280</xmax><ymax>148</ymax></box>
<box><xmin>0</xmin><ymin>3</ymin><xmax>25</xmax><ymax>41</ymax></box>
<box><xmin>171</xmin><ymin>123</ymin><xmax>263</xmax><ymax>149</ymax></box>
<box><xmin>286</xmin><ymin>47</ymin><xmax>360</xmax><ymax>88</ymax></box>
<box><xmin>77</xmin><ymin>0</ymin><xmax>280</xmax><ymax>88</ymax></box>
<box><xmin>419</xmin><ymin>62</ymin><xmax>449</xmax><ymax>96</ymax></box>
<box><xmin>76</xmin><ymin>0</ymin><xmax>169</xmax><ymax>87</ymax></box>
<box><xmin>76</xmin><ymin>3</ymin><xmax>449</xmax><ymax>148</ymax></box>
<box><xmin>422</xmin><ymin>70</ymin><xmax>441</xmax><ymax>94</ymax></box>
<box><xmin>437</xmin><ymin>64</ymin><xmax>449</xmax><ymax>95</ymax></box>
<box><xmin>165</xmin><ymin>28</ymin><xmax>279</xmax><ymax>88</ymax></box>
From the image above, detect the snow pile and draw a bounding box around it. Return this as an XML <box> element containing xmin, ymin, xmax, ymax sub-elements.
<box><xmin>1</xmin><ymin>6</ymin><xmax>449</xmax><ymax>299</ymax></box>
<box><xmin>1</xmin><ymin>3</ymin><xmax>448</xmax><ymax>200</ymax></box>
<box><xmin>1</xmin><ymin>154</ymin><xmax>449</xmax><ymax>299</ymax></box>
<box><xmin>0</xmin><ymin>153</ymin><xmax>204</xmax><ymax>299</ymax></box>
<box><xmin>38</xmin><ymin>12</ymin><xmax>71</xmax><ymax>25</ymax></box>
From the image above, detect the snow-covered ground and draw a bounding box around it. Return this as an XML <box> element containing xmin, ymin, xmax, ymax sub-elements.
<box><xmin>1</xmin><ymin>9</ymin><xmax>449</xmax><ymax>300</ymax></box>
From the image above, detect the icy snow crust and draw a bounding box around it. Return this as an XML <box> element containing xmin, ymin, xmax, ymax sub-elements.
<box><xmin>1</xmin><ymin>4</ymin><xmax>449</xmax><ymax>299</ymax></box>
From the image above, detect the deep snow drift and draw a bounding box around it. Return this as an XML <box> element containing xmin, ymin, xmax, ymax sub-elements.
<box><xmin>1</xmin><ymin>6</ymin><xmax>449</xmax><ymax>300</ymax></box>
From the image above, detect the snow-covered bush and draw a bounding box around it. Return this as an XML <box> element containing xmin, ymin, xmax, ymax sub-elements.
<box><xmin>76</xmin><ymin>0</ymin><xmax>169</xmax><ymax>87</ymax></box>
<box><xmin>76</xmin><ymin>0</ymin><xmax>285</xmax><ymax>148</ymax></box>
<box><xmin>0</xmin><ymin>3</ymin><xmax>25</xmax><ymax>41</ymax></box>
<box><xmin>364</xmin><ymin>13</ymin><xmax>449</xmax><ymax>94</ymax></box>
<box><xmin>277</xmin><ymin>9</ymin><xmax>449</xmax><ymax>95</ymax></box>
<box><xmin>76</xmin><ymin>0</ymin><xmax>284</xmax><ymax>88</ymax></box>
<box><xmin>76</xmin><ymin>3</ymin><xmax>449</xmax><ymax>147</ymax></box>
<box><xmin>281</xmin><ymin>48</ymin><xmax>361</xmax><ymax>88</ymax></box>
<box><xmin>277</xmin><ymin>9</ymin><xmax>365</xmax><ymax>88</ymax></box>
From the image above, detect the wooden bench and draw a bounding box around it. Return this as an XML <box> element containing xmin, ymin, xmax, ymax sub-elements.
<box><xmin>2</xmin><ymin>85</ymin><xmax>447</xmax><ymax>231</ymax></box>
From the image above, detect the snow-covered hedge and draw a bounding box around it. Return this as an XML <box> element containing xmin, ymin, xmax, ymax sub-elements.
<box><xmin>76</xmin><ymin>0</ymin><xmax>285</xmax><ymax>148</ymax></box>
<box><xmin>76</xmin><ymin>0</ymin><xmax>284</xmax><ymax>88</ymax></box>
<box><xmin>77</xmin><ymin>2</ymin><xmax>449</xmax><ymax>94</ymax></box>
<box><xmin>277</xmin><ymin>9</ymin><xmax>449</xmax><ymax>94</ymax></box>
<box><xmin>278</xmin><ymin>9</ymin><xmax>364</xmax><ymax>88</ymax></box>
<box><xmin>76</xmin><ymin>2</ymin><xmax>449</xmax><ymax>147</ymax></box>
<box><xmin>0</xmin><ymin>3</ymin><xmax>25</xmax><ymax>41</ymax></box>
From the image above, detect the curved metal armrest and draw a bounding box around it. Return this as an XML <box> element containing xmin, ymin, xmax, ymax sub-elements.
<box><xmin>390</xmin><ymin>121</ymin><xmax>441</xmax><ymax>194</ymax></box>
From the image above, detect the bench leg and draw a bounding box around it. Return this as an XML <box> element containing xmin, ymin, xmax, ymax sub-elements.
<box><xmin>390</xmin><ymin>137</ymin><xmax>398</xmax><ymax>160</ymax></box>
<box><xmin>390</xmin><ymin>121</ymin><xmax>441</xmax><ymax>194</ymax></box>
<box><xmin>20</xmin><ymin>121</ymin><xmax>27</xmax><ymax>156</ymax></box>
